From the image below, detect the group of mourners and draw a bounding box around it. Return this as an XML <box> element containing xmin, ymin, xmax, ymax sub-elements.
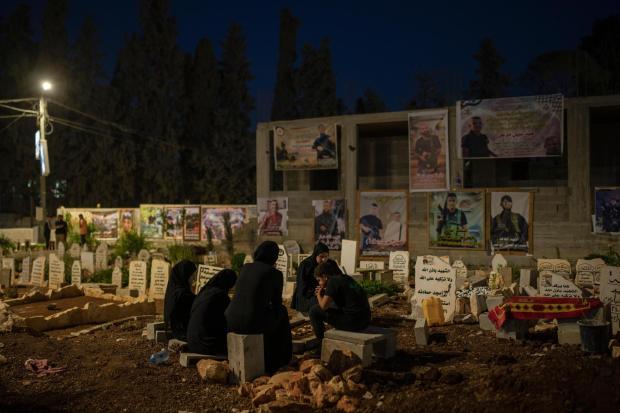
<box><xmin>163</xmin><ymin>240</ymin><xmax>371</xmax><ymax>374</ymax></box>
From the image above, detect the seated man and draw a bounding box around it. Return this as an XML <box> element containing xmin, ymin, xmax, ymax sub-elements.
<box><xmin>309</xmin><ymin>260</ymin><xmax>371</xmax><ymax>341</ymax></box>
<box><xmin>187</xmin><ymin>269</ymin><xmax>237</xmax><ymax>355</ymax></box>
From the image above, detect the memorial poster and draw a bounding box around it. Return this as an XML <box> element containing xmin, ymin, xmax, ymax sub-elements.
<box><xmin>428</xmin><ymin>191</ymin><xmax>484</xmax><ymax>249</ymax></box>
<box><xmin>274</xmin><ymin>124</ymin><xmax>337</xmax><ymax>170</ymax></box>
<box><xmin>409</xmin><ymin>110</ymin><xmax>449</xmax><ymax>192</ymax></box>
<box><xmin>358</xmin><ymin>191</ymin><xmax>408</xmax><ymax>256</ymax></box>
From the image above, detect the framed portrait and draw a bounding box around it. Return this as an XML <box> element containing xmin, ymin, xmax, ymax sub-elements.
<box><xmin>183</xmin><ymin>206</ymin><xmax>201</xmax><ymax>241</ymax></box>
<box><xmin>428</xmin><ymin>191</ymin><xmax>485</xmax><ymax>250</ymax></box>
<box><xmin>313</xmin><ymin>199</ymin><xmax>346</xmax><ymax>250</ymax></box>
<box><xmin>140</xmin><ymin>205</ymin><xmax>164</xmax><ymax>239</ymax></box>
<box><xmin>488</xmin><ymin>191</ymin><xmax>534</xmax><ymax>254</ymax></box>
<box><xmin>273</xmin><ymin>124</ymin><xmax>338</xmax><ymax>170</ymax></box>
<box><xmin>357</xmin><ymin>191</ymin><xmax>408</xmax><ymax>257</ymax></box>
<box><xmin>409</xmin><ymin>110</ymin><xmax>449</xmax><ymax>192</ymax></box>
<box><xmin>594</xmin><ymin>187</ymin><xmax>620</xmax><ymax>234</ymax></box>
<box><xmin>257</xmin><ymin>197</ymin><xmax>288</xmax><ymax>236</ymax></box>
<box><xmin>164</xmin><ymin>206</ymin><xmax>184</xmax><ymax>240</ymax></box>
<box><xmin>119</xmin><ymin>208</ymin><xmax>139</xmax><ymax>236</ymax></box>
<box><xmin>201</xmin><ymin>206</ymin><xmax>255</xmax><ymax>242</ymax></box>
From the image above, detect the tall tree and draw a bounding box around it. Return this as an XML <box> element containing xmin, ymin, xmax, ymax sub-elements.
<box><xmin>354</xmin><ymin>88</ymin><xmax>387</xmax><ymax>114</ymax></box>
<box><xmin>37</xmin><ymin>0</ymin><xmax>69</xmax><ymax>98</ymax></box>
<box><xmin>580</xmin><ymin>15</ymin><xmax>620</xmax><ymax>94</ymax></box>
<box><xmin>271</xmin><ymin>8</ymin><xmax>300</xmax><ymax>121</ymax></box>
<box><xmin>297</xmin><ymin>39</ymin><xmax>338</xmax><ymax>118</ymax></box>
<box><xmin>413</xmin><ymin>71</ymin><xmax>447</xmax><ymax>108</ymax></box>
<box><xmin>468</xmin><ymin>37</ymin><xmax>510</xmax><ymax>99</ymax></box>
<box><xmin>214</xmin><ymin>23</ymin><xmax>255</xmax><ymax>204</ymax></box>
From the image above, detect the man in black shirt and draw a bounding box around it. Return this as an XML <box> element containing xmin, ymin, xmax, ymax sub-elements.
<box><xmin>309</xmin><ymin>260</ymin><xmax>371</xmax><ymax>340</ymax></box>
<box><xmin>461</xmin><ymin>116</ymin><xmax>497</xmax><ymax>158</ymax></box>
<box><xmin>55</xmin><ymin>215</ymin><xmax>68</xmax><ymax>246</ymax></box>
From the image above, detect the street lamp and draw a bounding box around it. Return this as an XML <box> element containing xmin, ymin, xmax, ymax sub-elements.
<box><xmin>38</xmin><ymin>80</ymin><xmax>52</xmax><ymax>245</ymax></box>
<box><xmin>41</xmin><ymin>80</ymin><xmax>53</xmax><ymax>92</ymax></box>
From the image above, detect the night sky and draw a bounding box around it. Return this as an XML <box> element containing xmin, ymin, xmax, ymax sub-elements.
<box><xmin>2</xmin><ymin>0</ymin><xmax>620</xmax><ymax>121</ymax></box>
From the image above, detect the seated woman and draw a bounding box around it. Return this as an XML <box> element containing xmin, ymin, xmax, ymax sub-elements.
<box><xmin>163</xmin><ymin>260</ymin><xmax>197</xmax><ymax>340</ymax></box>
<box><xmin>225</xmin><ymin>241</ymin><xmax>292</xmax><ymax>374</ymax></box>
<box><xmin>291</xmin><ymin>242</ymin><xmax>329</xmax><ymax>315</ymax></box>
<box><xmin>309</xmin><ymin>259</ymin><xmax>371</xmax><ymax>340</ymax></box>
<box><xmin>187</xmin><ymin>269</ymin><xmax>237</xmax><ymax>355</ymax></box>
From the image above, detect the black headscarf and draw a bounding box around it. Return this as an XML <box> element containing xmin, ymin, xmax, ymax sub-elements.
<box><xmin>291</xmin><ymin>242</ymin><xmax>329</xmax><ymax>312</ymax></box>
<box><xmin>163</xmin><ymin>260</ymin><xmax>197</xmax><ymax>339</ymax></box>
<box><xmin>253</xmin><ymin>241</ymin><xmax>280</xmax><ymax>265</ymax></box>
<box><xmin>204</xmin><ymin>268</ymin><xmax>237</xmax><ymax>292</ymax></box>
<box><xmin>311</xmin><ymin>242</ymin><xmax>329</xmax><ymax>259</ymax></box>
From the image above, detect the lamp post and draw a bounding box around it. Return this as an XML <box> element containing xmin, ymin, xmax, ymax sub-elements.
<box><xmin>38</xmin><ymin>80</ymin><xmax>52</xmax><ymax>241</ymax></box>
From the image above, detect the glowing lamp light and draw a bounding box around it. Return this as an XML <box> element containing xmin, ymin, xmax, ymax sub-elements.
<box><xmin>41</xmin><ymin>81</ymin><xmax>53</xmax><ymax>92</ymax></box>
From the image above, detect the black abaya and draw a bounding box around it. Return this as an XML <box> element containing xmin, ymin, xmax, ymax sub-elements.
<box><xmin>163</xmin><ymin>260</ymin><xmax>197</xmax><ymax>340</ymax></box>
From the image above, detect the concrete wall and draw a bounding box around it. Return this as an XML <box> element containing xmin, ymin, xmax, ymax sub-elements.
<box><xmin>256</xmin><ymin>95</ymin><xmax>620</xmax><ymax>263</ymax></box>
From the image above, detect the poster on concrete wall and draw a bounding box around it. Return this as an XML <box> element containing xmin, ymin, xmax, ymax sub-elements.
<box><xmin>273</xmin><ymin>124</ymin><xmax>338</xmax><ymax>170</ymax></box>
<box><xmin>139</xmin><ymin>205</ymin><xmax>164</xmax><ymax>239</ymax></box>
<box><xmin>119</xmin><ymin>208</ymin><xmax>139</xmax><ymax>235</ymax></box>
<box><xmin>257</xmin><ymin>198</ymin><xmax>288</xmax><ymax>236</ymax></box>
<box><xmin>91</xmin><ymin>210</ymin><xmax>118</xmax><ymax>239</ymax></box>
<box><xmin>201</xmin><ymin>206</ymin><xmax>255</xmax><ymax>242</ymax></box>
<box><xmin>312</xmin><ymin>199</ymin><xmax>346</xmax><ymax>250</ymax></box>
<box><xmin>408</xmin><ymin>110</ymin><xmax>449</xmax><ymax>192</ymax></box>
<box><xmin>164</xmin><ymin>206</ymin><xmax>184</xmax><ymax>240</ymax></box>
<box><xmin>358</xmin><ymin>191</ymin><xmax>408</xmax><ymax>257</ymax></box>
<box><xmin>457</xmin><ymin>94</ymin><xmax>563</xmax><ymax>159</ymax></box>
<box><xmin>594</xmin><ymin>187</ymin><xmax>620</xmax><ymax>234</ymax></box>
<box><xmin>489</xmin><ymin>191</ymin><xmax>533</xmax><ymax>254</ymax></box>
<box><xmin>428</xmin><ymin>191</ymin><xmax>485</xmax><ymax>249</ymax></box>
<box><xmin>183</xmin><ymin>206</ymin><xmax>201</xmax><ymax>241</ymax></box>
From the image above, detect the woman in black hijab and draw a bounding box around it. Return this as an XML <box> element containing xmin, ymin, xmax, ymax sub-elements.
<box><xmin>163</xmin><ymin>260</ymin><xmax>197</xmax><ymax>340</ymax></box>
<box><xmin>291</xmin><ymin>242</ymin><xmax>329</xmax><ymax>314</ymax></box>
<box><xmin>225</xmin><ymin>241</ymin><xmax>292</xmax><ymax>374</ymax></box>
<box><xmin>187</xmin><ymin>269</ymin><xmax>237</xmax><ymax>355</ymax></box>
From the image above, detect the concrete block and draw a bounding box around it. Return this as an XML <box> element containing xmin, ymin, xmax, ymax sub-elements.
<box><xmin>155</xmin><ymin>330</ymin><xmax>170</xmax><ymax>344</ymax></box>
<box><xmin>557</xmin><ymin>321</ymin><xmax>581</xmax><ymax>345</ymax></box>
<box><xmin>468</xmin><ymin>274</ymin><xmax>488</xmax><ymax>288</ymax></box>
<box><xmin>227</xmin><ymin>333</ymin><xmax>265</xmax><ymax>383</ymax></box>
<box><xmin>179</xmin><ymin>352</ymin><xmax>227</xmax><ymax>367</ymax></box>
<box><xmin>168</xmin><ymin>338</ymin><xmax>188</xmax><ymax>353</ymax></box>
<box><xmin>0</xmin><ymin>268</ymin><xmax>11</xmax><ymax>288</ymax></box>
<box><xmin>117</xmin><ymin>288</ymin><xmax>140</xmax><ymax>298</ymax></box>
<box><xmin>414</xmin><ymin>318</ymin><xmax>429</xmax><ymax>346</ymax></box>
<box><xmin>320</xmin><ymin>337</ymin><xmax>373</xmax><ymax>367</ymax></box>
<box><xmin>324</xmin><ymin>327</ymin><xmax>395</xmax><ymax>359</ymax></box>
<box><xmin>486</xmin><ymin>295</ymin><xmax>505</xmax><ymax>312</ymax></box>
<box><xmin>496</xmin><ymin>319</ymin><xmax>528</xmax><ymax>340</ymax></box>
<box><xmin>364</xmin><ymin>326</ymin><xmax>396</xmax><ymax>358</ymax></box>
<box><xmin>523</xmin><ymin>286</ymin><xmax>538</xmax><ymax>296</ymax></box>
<box><xmin>368</xmin><ymin>293</ymin><xmax>390</xmax><ymax>309</ymax></box>
<box><xmin>478</xmin><ymin>313</ymin><xmax>495</xmax><ymax>331</ymax></box>
<box><xmin>146</xmin><ymin>322</ymin><xmax>166</xmax><ymax>340</ymax></box>
<box><xmin>470</xmin><ymin>294</ymin><xmax>487</xmax><ymax>319</ymax></box>
<box><xmin>519</xmin><ymin>269</ymin><xmax>538</xmax><ymax>289</ymax></box>
<box><xmin>292</xmin><ymin>336</ymin><xmax>319</xmax><ymax>354</ymax></box>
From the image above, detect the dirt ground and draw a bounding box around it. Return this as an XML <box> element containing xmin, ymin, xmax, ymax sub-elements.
<box><xmin>1</xmin><ymin>295</ymin><xmax>620</xmax><ymax>413</ymax></box>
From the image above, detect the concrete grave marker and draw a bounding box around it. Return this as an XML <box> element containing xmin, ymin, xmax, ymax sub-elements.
<box><xmin>149</xmin><ymin>259</ymin><xmax>170</xmax><ymax>299</ymax></box>
<box><xmin>128</xmin><ymin>260</ymin><xmax>148</xmax><ymax>293</ymax></box>
<box><xmin>48</xmin><ymin>253</ymin><xmax>65</xmax><ymax>290</ymax></box>
<box><xmin>341</xmin><ymin>239</ymin><xmax>357</xmax><ymax>276</ymax></box>
<box><xmin>138</xmin><ymin>249</ymin><xmax>150</xmax><ymax>262</ymax></box>
<box><xmin>540</xmin><ymin>273</ymin><xmax>582</xmax><ymax>298</ymax></box>
<box><xmin>114</xmin><ymin>256</ymin><xmax>123</xmax><ymax>269</ymax></box>
<box><xmin>81</xmin><ymin>251</ymin><xmax>95</xmax><ymax>274</ymax></box>
<box><xmin>359</xmin><ymin>261</ymin><xmax>385</xmax><ymax>270</ymax></box>
<box><xmin>204</xmin><ymin>254</ymin><xmax>218</xmax><ymax>265</ymax></box>
<box><xmin>440</xmin><ymin>256</ymin><xmax>450</xmax><ymax>265</ymax></box>
<box><xmin>69</xmin><ymin>243</ymin><xmax>81</xmax><ymax>258</ymax></box>
<box><xmin>600</xmin><ymin>266</ymin><xmax>620</xmax><ymax>334</ymax></box>
<box><xmin>112</xmin><ymin>266</ymin><xmax>123</xmax><ymax>288</ymax></box>
<box><xmin>71</xmin><ymin>260</ymin><xmax>82</xmax><ymax>286</ymax></box>
<box><xmin>81</xmin><ymin>243</ymin><xmax>89</xmax><ymax>252</ymax></box>
<box><xmin>275</xmin><ymin>245</ymin><xmax>289</xmax><ymax>279</ymax></box>
<box><xmin>95</xmin><ymin>243</ymin><xmax>108</xmax><ymax>271</ymax></box>
<box><xmin>20</xmin><ymin>256</ymin><xmax>31</xmax><ymax>284</ymax></box>
<box><xmin>195</xmin><ymin>264</ymin><xmax>224</xmax><ymax>293</ymax></box>
<box><xmin>537</xmin><ymin>259</ymin><xmax>571</xmax><ymax>280</ymax></box>
<box><xmin>413</xmin><ymin>255</ymin><xmax>457</xmax><ymax>322</ymax></box>
<box><xmin>491</xmin><ymin>254</ymin><xmax>508</xmax><ymax>272</ymax></box>
<box><xmin>452</xmin><ymin>259</ymin><xmax>467</xmax><ymax>289</ymax></box>
<box><xmin>1</xmin><ymin>258</ymin><xmax>15</xmax><ymax>276</ymax></box>
<box><xmin>57</xmin><ymin>241</ymin><xmax>65</xmax><ymax>257</ymax></box>
<box><xmin>30</xmin><ymin>256</ymin><xmax>46</xmax><ymax>287</ymax></box>
<box><xmin>575</xmin><ymin>258</ymin><xmax>605</xmax><ymax>287</ymax></box>
<box><xmin>389</xmin><ymin>251</ymin><xmax>410</xmax><ymax>286</ymax></box>
<box><xmin>243</xmin><ymin>254</ymin><xmax>253</xmax><ymax>265</ymax></box>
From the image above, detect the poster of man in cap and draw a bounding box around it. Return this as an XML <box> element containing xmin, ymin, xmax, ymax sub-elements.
<box><xmin>489</xmin><ymin>191</ymin><xmax>533</xmax><ymax>253</ymax></box>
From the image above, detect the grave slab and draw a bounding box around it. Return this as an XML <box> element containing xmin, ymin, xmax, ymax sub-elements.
<box><xmin>179</xmin><ymin>352</ymin><xmax>227</xmax><ymax>367</ymax></box>
<box><xmin>321</xmin><ymin>337</ymin><xmax>373</xmax><ymax>367</ymax></box>
<box><xmin>146</xmin><ymin>321</ymin><xmax>166</xmax><ymax>340</ymax></box>
<box><xmin>227</xmin><ymin>333</ymin><xmax>265</xmax><ymax>383</ymax></box>
<box><xmin>478</xmin><ymin>313</ymin><xmax>495</xmax><ymax>331</ymax></box>
<box><xmin>414</xmin><ymin>318</ymin><xmax>429</xmax><ymax>346</ymax></box>
<box><xmin>557</xmin><ymin>321</ymin><xmax>581</xmax><ymax>345</ymax></box>
<box><xmin>155</xmin><ymin>330</ymin><xmax>170</xmax><ymax>344</ymax></box>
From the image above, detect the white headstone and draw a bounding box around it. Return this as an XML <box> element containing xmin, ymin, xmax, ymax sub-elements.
<box><xmin>540</xmin><ymin>273</ymin><xmax>582</xmax><ymax>298</ymax></box>
<box><xmin>1</xmin><ymin>258</ymin><xmax>15</xmax><ymax>275</ymax></box>
<box><xmin>195</xmin><ymin>264</ymin><xmax>224</xmax><ymax>293</ymax></box>
<box><xmin>128</xmin><ymin>260</ymin><xmax>148</xmax><ymax>293</ymax></box>
<box><xmin>389</xmin><ymin>251</ymin><xmax>410</xmax><ymax>285</ymax></box>
<box><xmin>69</xmin><ymin>243</ymin><xmax>81</xmax><ymax>258</ymax></box>
<box><xmin>95</xmin><ymin>243</ymin><xmax>108</xmax><ymax>271</ymax></box>
<box><xmin>359</xmin><ymin>261</ymin><xmax>385</xmax><ymax>270</ymax></box>
<box><xmin>600</xmin><ymin>266</ymin><xmax>620</xmax><ymax>334</ymax></box>
<box><xmin>204</xmin><ymin>254</ymin><xmax>218</xmax><ymax>265</ymax></box>
<box><xmin>440</xmin><ymin>256</ymin><xmax>451</xmax><ymax>265</ymax></box>
<box><xmin>30</xmin><ymin>256</ymin><xmax>46</xmax><ymax>287</ymax></box>
<box><xmin>48</xmin><ymin>253</ymin><xmax>64</xmax><ymax>290</ymax></box>
<box><xmin>114</xmin><ymin>256</ymin><xmax>123</xmax><ymax>269</ymax></box>
<box><xmin>413</xmin><ymin>256</ymin><xmax>457</xmax><ymax>322</ymax></box>
<box><xmin>81</xmin><ymin>243</ymin><xmax>89</xmax><ymax>252</ymax></box>
<box><xmin>71</xmin><ymin>261</ymin><xmax>82</xmax><ymax>286</ymax></box>
<box><xmin>340</xmin><ymin>239</ymin><xmax>357</xmax><ymax>276</ymax></box>
<box><xmin>149</xmin><ymin>259</ymin><xmax>170</xmax><ymax>299</ymax></box>
<box><xmin>243</xmin><ymin>254</ymin><xmax>253</xmax><ymax>265</ymax></box>
<box><xmin>112</xmin><ymin>266</ymin><xmax>123</xmax><ymax>288</ymax></box>
<box><xmin>283</xmin><ymin>240</ymin><xmax>301</xmax><ymax>256</ymax></box>
<box><xmin>57</xmin><ymin>241</ymin><xmax>65</xmax><ymax>257</ymax></box>
<box><xmin>81</xmin><ymin>251</ymin><xmax>95</xmax><ymax>274</ymax></box>
<box><xmin>537</xmin><ymin>259</ymin><xmax>571</xmax><ymax>279</ymax></box>
<box><xmin>575</xmin><ymin>258</ymin><xmax>605</xmax><ymax>287</ymax></box>
<box><xmin>20</xmin><ymin>256</ymin><xmax>31</xmax><ymax>284</ymax></box>
<box><xmin>491</xmin><ymin>254</ymin><xmax>508</xmax><ymax>272</ymax></box>
<box><xmin>451</xmin><ymin>260</ymin><xmax>468</xmax><ymax>279</ymax></box>
<box><xmin>138</xmin><ymin>249</ymin><xmax>150</xmax><ymax>262</ymax></box>
<box><xmin>276</xmin><ymin>245</ymin><xmax>289</xmax><ymax>278</ymax></box>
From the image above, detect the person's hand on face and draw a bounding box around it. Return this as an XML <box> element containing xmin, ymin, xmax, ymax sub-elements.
<box><xmin>316</xmin><ymin>252</ymin><xmax>329</xmax><ymax>265</ymax></box>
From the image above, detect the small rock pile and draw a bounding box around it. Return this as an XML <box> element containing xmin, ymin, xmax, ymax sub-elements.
<box><xmin>237</xmin><ymin>350</ymin><xmax>370</xmax><ymax>412</ymax></box>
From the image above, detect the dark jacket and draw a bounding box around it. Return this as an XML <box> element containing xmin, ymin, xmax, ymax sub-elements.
<box><xmin>163</xmin><ymin>260</ymin><xmax>196</xmax><ymax>340</ymax></box>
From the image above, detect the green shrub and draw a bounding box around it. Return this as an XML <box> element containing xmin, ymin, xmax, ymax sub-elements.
<box><xmin>90</xmin><ymin>268</ymin><xmax>113</xmax><ymax>284</ymax></box>
<box><xmin>0</xmin><ymin>234</ymin><xmax>15</xmax><ymax>253</ymax></box>
<box><xmin>585</xmin><ymin>246</ymin><xmax>620</xmax><ymax>267</ymax></box>
<box><xmin>168</xmin><ymin>244</ymin><xmax>197</xmax><ymax>264</ymax></box>
<box><xmin>231</xmin><ymin>252</ymin><xmax>247</xmax><ymax>274</ymax></box>
<box><xmin>358</xmin><ymin>279</ymin><xmax>402</xmax><ymax>297</ymax></box>
<box><xmin>113</xmin><ymin>231</ymin><xmax>150</xmax><ymax>258</ymax></box>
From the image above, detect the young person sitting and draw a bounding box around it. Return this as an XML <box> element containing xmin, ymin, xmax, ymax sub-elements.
<box><xmin>309</xmin><ymin>259</ymin><xmax>371</xmax><ymax>341</ymax></box>
<box><xmin>163</xmin><ymin>260</ymin><xmax>197</xmax><ymax>340</ymax></box>
<box><xmin>187</xmin><ymin>269</ymin><xmax>237</xmax><ymax>355</ymax></box>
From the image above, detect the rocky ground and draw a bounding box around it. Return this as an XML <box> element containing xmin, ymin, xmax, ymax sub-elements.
<box><xmin>1</xmin><ymin>295</ymin><xmax>619</xmax><ymax>412</ymax></box>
